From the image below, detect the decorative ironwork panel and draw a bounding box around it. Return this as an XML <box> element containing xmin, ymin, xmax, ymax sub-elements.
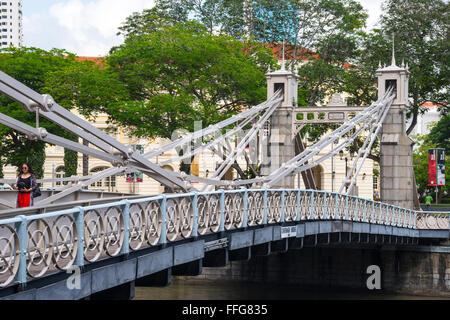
<box><xmin>267</xmin><ymin>192</ymin><xmax>282</xmax><ymax>223</ymax></box>
<box><xmin>337</xmin><ymin>195</ymin><xmax>346</xmax><ymax>219</ymax></box>
<box><xmin>166</xmin><ymin>198</ymin><xmax>180</xmax><ymax>241</ymax></box>
<box><xmin>143</xmin><ymin>201</ymin><xmax>162</xmax><ymax>246</ymax></box>
<box><xmin>208</xmin><ymin>194</ymin><xmax>221</xmax><ymax>233</ymax></box>
<box><xmin>178</xmin><ymin>197</ymin><xmax>194</xmax><ymax>238</ymax></box>
<box><xmin>197</xmin><ymin>195</ymin><xmax>210</xmax><ymax>235</ymax></box>
<box><xmin>27</xmin><ymin>219</ymin><xmax>53</xmax><ymax>278</ymax></box>
<box><xmin>129</xmin><ymin>203</ymin><xmax>146</xmax><ymax>250</ymax></box>
<box><xmin>300</xmin><ymin>191</ymin><xmax>310</xmax><ymax>220</ymax></box>
<box><xmin>314</xmin><ymin>192</ymin><xmax>324</xmax><ymax>219</ymax></box>
<box><xmin>284</xmin><ymin>191</ymin><xmax>298</xmax><ymax>222</ymax></box>
<box><xmin>247</xmin><ymin>191</ymin><xmax>264</xmax><ymax>226</ymax></box>
<box><xmin>102</xmin><ymin>206</ymin><xmax>124</xmax><ymax>257</ymax></box>
<box><xmin>416</xmin><ymin>213</ymin><xmax>449</xmax><ymax>230</ymax></box>
<box><xmin>51</xmin><ymin>214</ymin><xmax>78</xmax><ymax>271</ymax></box>
<box><xmin>0</xmin><ymin>224</ymin><xmax>20</xmax><ymax>287</ymax></box>
<box><xmin>347</xmin><ymin>197</ymin><xmax>356</xmax><ymax>221</ymax></box>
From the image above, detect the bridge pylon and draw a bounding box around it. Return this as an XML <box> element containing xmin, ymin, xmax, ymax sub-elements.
<box><xmin>262</xmin><ymin>63</ymin><xmax>298</xmax><ymax>188</ymax></box>
<box><xmin>377</xmin><ymin>56</ymin><xmax>420</xmax><ymax>210</ymax></box>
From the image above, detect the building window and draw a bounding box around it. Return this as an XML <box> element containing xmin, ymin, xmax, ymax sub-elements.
<box><xmin>90</xmin><ymin>166</ymin><xmax>116</xmax><ymax>190</ymax></box>
<box><xmin>55</xmin><ymin>166</ymin><xmax>65</xmax><ymax>186</ymax></box>
<box><xmin>373</xmin><ymin>175</ymin><xmax>378</xmax><ymax>191</ymax></box>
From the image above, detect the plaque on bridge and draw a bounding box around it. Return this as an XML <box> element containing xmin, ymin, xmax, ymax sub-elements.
<box><xmin>281</xmin><ymin>226</ymin><xmax>297</xmax><ymax>238</ymax></box>
<box><xmin>328</xmin><ymin>112</ymin><xmax>345</xmax><ymax>120</ymax></box>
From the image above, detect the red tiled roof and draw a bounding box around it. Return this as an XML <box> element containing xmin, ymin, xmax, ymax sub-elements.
<box><xmin>421</xmin><ymin>102</ymin><xmax>440</xmax><ymax>108</ymax></box>
<box><xmin>75</xmin><ymin>56</ymin><xmax>105</xmax><ymax>65</ymax></box>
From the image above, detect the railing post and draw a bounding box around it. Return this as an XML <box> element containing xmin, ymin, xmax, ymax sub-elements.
<box><xmin>192</xmin><ymin>193</ymin><xmax>198</xmax><ymax>237</ymax></box>
<box><xmin>219</xmin><ymin>190</ymin><xmax>225</xmax><ymax>232</ymax></box>
<box><xmin>243</xmin><ymin>189</ymin><xmax>248</xmax><ymax>228</ymax></box>
<box><xmin>159</xmin><ymin>195</ymin><xmax>167</xmax><ymax>244</ymax></box>
<box><xmin>354</xmin><ymin>197</ymin><xmax>359</xmax><ymax>221</ymax></box>
<box><xmin>120</xmin><ymin>200</ymin><xmax>130</xmax><ymax>255</ymax></box>
<box><xmin>74</xmin><ymin>207</ymin><xmax>85</xmax><ymax>267</ymax></box>
<box><xmin>280</xmin><ymin>190</ymin><xmax>285</xmax><ymax>223</ymax></box>
<box><xmin>309</xmin><ymin>190</ymin><xmax>315</xmax><ymax>220</ymax></box>
<box><xmin>263</xmin><ymin>189</ymin><xmax>268</xmax><ymax>225</ymax></box>
<box><xmin>344</xmin><ymin>195</ymin><xmax>349</xmax><ymax>220</ymax></box>
<box><xmin>15</xmin><ymin>215</ymin><xmax>28</xmax><ymax>287</ymax></box>
<box><xmin>323</xmin><ymin>192</ymin><xmax>328</xmax><ymax>219</ymax></box>
<box><xmin>296</xmin><ymin>189</ymin><xmax>301</xmax><ymax>221</ymax></box>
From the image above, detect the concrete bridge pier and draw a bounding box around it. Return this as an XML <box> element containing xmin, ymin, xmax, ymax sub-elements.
<box><xmin>172</xmin><ymin>259</ymin><xmax>203</xmax><ymax>276</ymax></box>
<box><xmin>89</xmin><ymin>281</ymin><xmax>135</xmax><ymax>300</ymax></box>
<box><xmin>135</xmin><ymin>269</ymin><xmax>172</xmax><ymax>287</ymax></box>
<box><xmin>204</xmin><ymin>249</ymin><xmax>229</xmax><ymax>267</ymax></box>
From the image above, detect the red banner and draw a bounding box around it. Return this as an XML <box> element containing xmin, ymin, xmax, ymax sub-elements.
<box><xmin>428</xmin><ymin>149</ymin><xmax>437</xmax><ymax>186</ymax></box>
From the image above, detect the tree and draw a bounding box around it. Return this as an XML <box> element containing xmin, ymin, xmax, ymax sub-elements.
<box><xmin>426</xmin><ymin>114</ymin><xmax>450</xmax><ymax>155</ymax></box>
<box><xmin>412</xmin><ymin>134</ymin><xmax>449</xmax><ymax>203</ymax></box>
<box><xmin>110</xmin><ymin>19</ymin><xmax>277</xmax><ymax>175</ymax></box>
<box><xmin>0</xmin><ymin>47</ymin><xmax>76</xmax><ymax>178</ymax></box>
<box><xmin>43</xmin><ymin>58</ymin><xmax>130</xmax><ymax>179</ymax></box>
<box><xmin>364</xmin><ymin>0</ymin><xmax>449</xmax><ymax>134</ymax></box>
<box><xmin>0</xmin><ymin>47</ymin><xmax>129</xmax><ymax>180</ymax></box>
<box><xmin>108</xmin><ymin>19</ymin><xmax>276</xmax><ymax>139</ymax></box>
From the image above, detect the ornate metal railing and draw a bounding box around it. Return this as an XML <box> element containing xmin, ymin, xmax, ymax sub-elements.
<box><xmin>0</xmin><ymin>189</ymin><xmax>448</xmax><ymax>288</ymax></box>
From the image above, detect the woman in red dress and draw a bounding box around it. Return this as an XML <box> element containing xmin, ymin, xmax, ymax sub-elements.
<box><xmin>14</xmin><ymin>163</ymin><xmax>38</xmax><ymax>208</ymax></box>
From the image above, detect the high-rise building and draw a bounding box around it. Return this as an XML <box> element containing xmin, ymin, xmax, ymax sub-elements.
<box><xmin>0</xmin><ymin>0</ymin><xmax>22</xmax><ymax>49</ymax></box>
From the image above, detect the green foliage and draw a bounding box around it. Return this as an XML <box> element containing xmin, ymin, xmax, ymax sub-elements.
<box><xmin>0</xmin><ymin>47</ymin><xmax>76</xmax><ymax>175</ymax></box>
<box><xmin>108</xmin><ymin>19</ymin><xmax>277</xmax><ymax>139</ymax></box>
<box><xmin>426</xmin><ymin>114</ymin><xmax>450</xmax><ymax>154</ymax></box>
<box><xmin>0</xmin><ymin>47</ymin><xmax>129</xmax><ymax>178</ymax></box>
<box><xmin>64</xmin><ymin>133</ymin><xmax>78</xmax><ymax>179</ymax></box>
<box><xmin>42</xmin><ymin>58</ymin><xmax>130</xmax><ymax>119</ymax></box>
<box><xmin>358</xmin><ymin>0</ymin><xmax>449</xmax><ymax>133</ymax></box>
<box><xmin>27</xmin><ymin>142</ymin><xmax>46</xmax><ymax>179</ymax></box>
<box><xmin>412</xmin><ymin>134</ymin><xmax>449</xmax><ymax>202</ymax></box>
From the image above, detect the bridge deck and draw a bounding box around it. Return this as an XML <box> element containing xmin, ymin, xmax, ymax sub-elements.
<box><xmin>0</xmin><ymin>188</ymin><xmax>448</xmax><ymax>299</ymax></box>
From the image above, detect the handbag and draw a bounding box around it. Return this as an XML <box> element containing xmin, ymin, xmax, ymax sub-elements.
<box><xmin>33</xmin><ymin>186</ymin><xmax>42</xmax><ymax>198</ymax></box>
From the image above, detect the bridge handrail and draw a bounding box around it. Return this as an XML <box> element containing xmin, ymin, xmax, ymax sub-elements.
<box><xmin>0</xmin><ymin>188</ymin><xmax>448</xmax><ymax>289</ymax></box>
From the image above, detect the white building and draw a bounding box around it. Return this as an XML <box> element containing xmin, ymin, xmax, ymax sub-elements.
<box><xmin>0</xmin><ymin>0</ymin><xmax>22</xmax><ymax>49</ymax></box>
<box><xmin>408</xmin><ymin>102</ymin><xmax>442</xmax><ymax>137</ymax></box>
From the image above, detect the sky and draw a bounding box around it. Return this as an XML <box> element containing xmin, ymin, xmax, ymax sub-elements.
<box><xmin>22</xmin><ymin>0</ymin><xmax>384</xmax><ymax>57</ymax></box>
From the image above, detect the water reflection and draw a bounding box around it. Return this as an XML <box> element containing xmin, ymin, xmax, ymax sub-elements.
<box><xmin>134</xmin><ymin>278</ymin><xmax>448</xmax><ymax>300</ymax></box>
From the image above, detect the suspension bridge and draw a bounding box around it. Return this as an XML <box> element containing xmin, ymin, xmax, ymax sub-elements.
<box><xmin>0</xmin><ymin>49</ymin><xmax>448</xmax><ymax>300</ymax></box>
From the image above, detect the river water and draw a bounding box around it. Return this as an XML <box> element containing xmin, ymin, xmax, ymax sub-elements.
<box><xmin>134</xmin><ymin>278</ymin><xmax>448</xmax><ymax>300</ymax></box>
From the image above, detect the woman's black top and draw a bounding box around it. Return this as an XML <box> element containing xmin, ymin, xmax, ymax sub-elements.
<box><xmin>17</xmin><ymin>175</ymin><xmax>31</xmax><ymax>193</ymax></box>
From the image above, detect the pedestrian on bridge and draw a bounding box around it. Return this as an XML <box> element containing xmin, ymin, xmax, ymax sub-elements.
<box><xmin>424</xmin><ymin>194</ymin><xmax>433</xmax><ymax>211</ymax></box>
<box><xmin>13</xmin><ymin>163</ymin><xmax>37</xmax><ymax>208</ymax></box>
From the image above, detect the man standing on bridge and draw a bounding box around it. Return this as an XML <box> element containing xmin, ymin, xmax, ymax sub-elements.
<box><xmin>425</xmin><ymin>194</ymin><xmax>433</xmax><ymax>211</ymax></box>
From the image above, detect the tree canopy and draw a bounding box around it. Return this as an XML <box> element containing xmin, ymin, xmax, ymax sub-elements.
<box><xmin>108</xmin><ymin>18</ymin><xmax>276</xmax><ymax>139</ymax></box>
<box><xmin>0</xmin><ymin>47</ymin><xmax>129</xmax><ymax>178</ymax></box>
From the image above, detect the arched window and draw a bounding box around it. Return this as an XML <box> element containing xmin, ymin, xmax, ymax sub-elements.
<box><xmin>55</xmin><ymin>166</ymin><xmax>65</xmax><ymax>186</ymax></box>
<box><xmin>90</xmin><ymin>166</ymin><xmax>116</xmax><ymax>191</ymax></box>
